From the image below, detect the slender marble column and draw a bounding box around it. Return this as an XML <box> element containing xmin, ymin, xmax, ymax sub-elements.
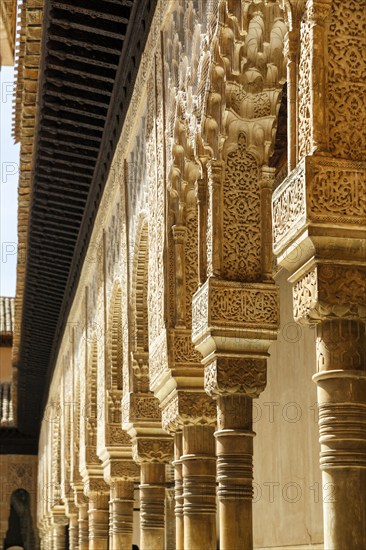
<box><xmin>165</xmin><ymin>463</ymin><xmax>176</xmax><ymax>550</ymax></box>
<box><xmin>88</xmin><ymin>493</ymin><xmax>109</xmax><ymax>550</ymax></box>
<box><xmin>181</xmin><ymin>425</ymin><xmax>216</xmax><ymax>550</ymax></box>
<box><xmin>216</xmin><ymin>394</ymin><xmax>254</xmax><ymax>549</ymax></box>
<box><xmin>52</xmin><ymin>524</ymin><xmax>66</xmax><ymax>549</ymax></box>
<box><xmin>109</xmin><ymin>480</ymin><xmax>134</xmax><ymax>550</ymax></box>
<box><xmin>68</xmin><ymin>514</ymin><xmax>78</xmax><ymax>549</ymax></box>
<box><xmin>173</xmin><ymin>432</ymin><xmax>184</xmax><ymax>550</ymax></box>
<box><xmin>139</xmin><ymin>462</ymin><xmax>166</xmax><ymax>550</ymax></box>
<box><xmin>314</xmin><ymin>319</ymin><xmax>366</xmax><ymax>549</ymax></box>
<box><xmin>78</xmin><ymin>504</ymin><xmax>89</xmax><ymax>550</ymax></box>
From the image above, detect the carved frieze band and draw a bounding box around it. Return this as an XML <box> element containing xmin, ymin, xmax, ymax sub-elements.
<box><xmin>162</xmin><ymin>391</ymin><xmax>217</xmax><ymax>432</ymax></box>
<box><xmin>293</xmin><ymin>264</ymin><xmax>366</xmax><ymax>324</ymax></box>
<box><xmin>205</xmin><ymin>357</ymin><xmax>267</xmax><ymax>398</ymax></box>
<box><xmin>272</xmin><ymin>157</ymin><xmax>366</xmax><ymax>254</ymax></box>
<box><xmin>192</xmin><ymin>278</ymin><xmax>280</xmax><ymax>343</ymax></box>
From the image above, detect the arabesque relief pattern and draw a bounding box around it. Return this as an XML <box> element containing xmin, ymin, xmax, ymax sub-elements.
<box><xmin>34</xmin><ymin>1</ymin><xmax>365</xmax><ymax>549</ymax></box>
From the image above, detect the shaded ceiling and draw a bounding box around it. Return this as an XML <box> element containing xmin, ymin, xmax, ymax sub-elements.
<box><xmin>17</xmin><ymin>0</ymin><xmax>157</xmax><ymax>437</ymax></box>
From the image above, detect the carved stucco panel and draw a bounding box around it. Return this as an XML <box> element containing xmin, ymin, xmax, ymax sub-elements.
<box><xmin>327</xmin><ymin>0</ymin><xmax>366</xmax><ymax>160</ymax></box>
<box><xmin>222</xmin><ymin>133</ymin><xmax>262</xmax><ymax>282</ymax></box>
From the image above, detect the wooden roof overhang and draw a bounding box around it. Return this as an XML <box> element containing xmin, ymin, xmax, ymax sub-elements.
<box><xmin>16</xmin><ymin>0</ymin><xmax>157</xmax><ymax>437</ymax></box>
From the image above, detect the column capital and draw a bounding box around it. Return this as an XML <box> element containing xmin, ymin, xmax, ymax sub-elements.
<box><xmin>205</xmin><ymin>356</ymin><xmax>267</xmax><ymax>399</ymax></box>
<box><xmin>162</xmin><ymin>390</ymin><xmax>216</xmax><ymax>432</ymax></box>
<box><xmin>133</xmin><ymin>436</ymin><xmax>174</xmax><ymax>464</ymax></box>
<box><xmin>207</xmin><ymin>159</ymin><xmax>225</xmax><ymax>185</ymax></box>
<box><xmin>51</xmin><ymin>513</ymin><xmax>68</xmax><ymax>526</ymax></box>
<box><xmin>103</xmin><ymin>459</ymin><xmax>140</xmax><ymax>484</ymax></box>
<box><xmin>83</xmin><ymin>477</ymin><xmax>110</xmax><ymax>499</ymax></box>
<box><xmin>73</xmin><ymin>486</ymin><xmax>88</xmax><ymax>508</ymax></box>
<box><xmin>292</xmin><ymin>263</ymin><xmax>366</xmax><ymax>325</ymax></box>
<box><xmin>172</xmin><ymin>224</ymin><xmax>187</xmax><ymax>243</ymax></box>
<box><xmin>283</xmin><ymin>28</ymin><xmax>299</xmax><ymax>61</ymax></box>
<box><xmin>260</xmin><ymin>165</ymin><xmax>276</xmax><ymax>189</ymax></box>
<box><xmin>306</xmin><ymin>0</ymin><xmax>332</xmax><ymax>25</ymax></box>
<box><xmin>110</xmin><ymin>479</ymin><xmax>135</xmax><ymax>500</ymax></box>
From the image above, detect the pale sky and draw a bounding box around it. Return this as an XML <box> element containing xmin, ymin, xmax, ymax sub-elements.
<box><xmin>1</xmin><ymin>65</ymin><xmax>19</xmax><ymax>297</ymax></box>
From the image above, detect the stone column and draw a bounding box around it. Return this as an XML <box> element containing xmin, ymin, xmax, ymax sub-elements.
<box><xmin>139</xmin><ymin>462</ymin><xmax>166</xmax><ymax>550</ymax></box>
<box><xmin>78</xmin><ymin>504</ymin><xmax>89</xmax><ymax>550</ymax></box>
<box><xmin>215</xmin><ymin>394</ymin><xmax>254</xmax><ymax>549</ymax></box>
<box><xmin>68</xmin><ymin>514</ymin><xmax>78</xmax><ymax>549</ymax></box>
<box><xmin>165</xmin><ymin>482</ymin><xmax>176</xmax><ymax>550</ymax></box>
<box><xmin>109</xmin><ymin>480</ymin><xmax>135</xmax><ymax>550</ymax></box>
<box><xmin>315</xmin><ymin>318</ymin><xmax>366</xmax><ymax>548</ymax></box>
<box><xmin>284</xmin><ymin>28</ymin><xmax>298</xmax><ymax>172</ymax></box>
<box><xmin>273</xmin><ymin>112</ymin><xmax>366</xmax><ymax>550</ymax></box>
<box><xmin>173</xmin><ymin>432</ymin><xmax>184</xmax><ymax>550</ymax></box>
<box><xmin>181</xmin><ymin>424</ymin><xmax>216</xmax><ymax>550</ymax></box>
<box><xmin>162</xmin><ymin>392</ymin><xmax>217</xmax><ymax>550</ymax></box>
<box><xmin>52</xmin><ymin>522</ymin><xmax>67</xmax><ymax>549</ymax></box>
<box><xmin>205</xmin><ymin>358</ymin><xmax>268</xmax><ymax>550</ymax></box>
<box><xmin>88</xmin><ymin>491</ymin><xmax>109</xmax><ymax>550</ymax></box>
<box><xmin>132</xmin><ymin>437</ymin><xmax>173</xmax><ymax>550</ymax></box>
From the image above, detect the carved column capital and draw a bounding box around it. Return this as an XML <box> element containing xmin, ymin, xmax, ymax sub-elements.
<box><xmin>110</xmin><ymin>479</ymin><xmax>135</xmax><ymax>500</ymax></box>
<box><xmin>283</xmin><ymin>28</ymin><xmax>299</xmax><ymax>62</ymax></box>
<box><xmin>104</xmin><ymin>459</ymin><xmax>140</xmax><ymax>484</ymax></box>
<box><xmin>133</xmin><ymin>436</ymin><xmax>174</xmax><ymax>464</ymax></box>
<box><xmin>73</xmin><ymin>486</ymin><xmax>88</xmax><ymax>508</ymax></box>
<box><xmin>172</xmin><ymin>224</ymin><xmax>187</xmax><ymax>243</ymax></box>
<box><xmin>207</xmin><ymin>159</ymin><xmax>225</xmax><ymax>185</ymax></box>
<box><xmin>292</xmin><ymin>264</ymin><xmax>366</xmax><ymax>325</ymax></box>
<box><xmin>162</xmin><ymin>390</ymin><xmax>217</xmax><ymax>432</ymax></box>
<box><xmin>306</xmin><ymin>0</ymin><xmax>332</xmax><ymax>25</ymax></box>
<box><xmin>260</xmin><ymin>165</ymin><xmax>276</xmax><ymax>190</ymax></box>
<box><xmin>83</xmin><ymin>477</ymin><xmax>110</xmax><ymax>499</ymax></box>
<box><xmin>205</xmin><ymin>356</ymin><xmax>267</xmax><ymax>399</ymax></box>
<box><xmin>51</xmin><ymin>513</ymin><xmax>69</xmax><ymax>527</ymax></box>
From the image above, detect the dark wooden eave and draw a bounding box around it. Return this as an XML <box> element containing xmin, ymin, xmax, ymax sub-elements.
<box><xmin>17</xmin><ymin>0</ymin><xmax>157</xmax><ymax>437</ymax></box>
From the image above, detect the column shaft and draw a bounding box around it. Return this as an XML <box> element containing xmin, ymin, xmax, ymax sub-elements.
<box><xmin>52</xmin><ymin>524</ymin><xmax>66</xmax><ymax>549</ymax></box>
<box><xmin>315</xmin><ymin>319</ymin><xmax>366</xmax><ymax>549</ymax></box>
<box><xmin>109</xmin><ymin>480</ymin><xmax>134</xmax><ymax>550</ymax></box>
<box><xmin>69</xmin><ymin>514</ymin><xmax>78</xmax><ymax>549</ymax></box>
<box><xmin>173</xmin><ymin>432</ymin><xmax>184</xmax><ymax>550</ymax></box>
<box><xmin>78</xmin><ymin>504</ymin><xmax>89</xmax><ymax>550</ymax></box>
<box><xmin>88</xmin><ymin>493</ymin><xmax>109</xmax><ymax>550</ymax></box>
<box><xmin>140</xmin><ymin>462</ymin><xmax>166</xmax><ymax>550</ymax></box>
<box><xmin>216</xmin><ymin>394</ymin><xmax>254</xmax><ymax>550</ymax></box>
<box><xmin>181</xmin><ymin>424</ymin><xmax>216</xmax><ymax>550</ymax></box>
